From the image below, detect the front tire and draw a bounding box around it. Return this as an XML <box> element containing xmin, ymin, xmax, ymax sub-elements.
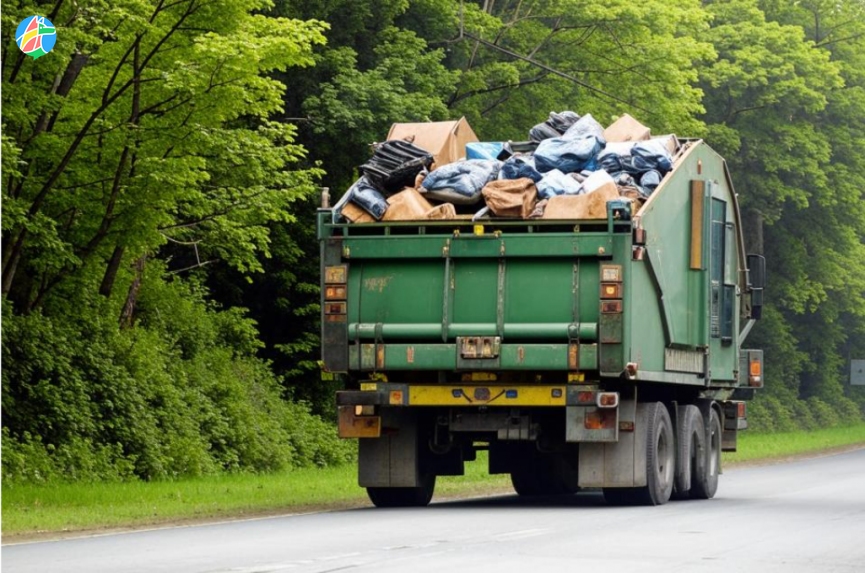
<box><xmin>367</xmin><ymin>473</ymin><xmax>436</xmax><ymax>507</ymax></box>
<box><xmin>604</xmin><ymin>401</ymin><xmax>675</xmax><ymax>506</ymax></box>
<box><xmin>691</xmin><ymin>408</ymin><xmax>721</xmax><ymax>500</ymax></box>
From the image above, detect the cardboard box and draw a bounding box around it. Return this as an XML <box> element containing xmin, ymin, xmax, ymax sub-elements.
<box><xmin>542</xmin><ymin>182</ymin><xmax>620</xmax><ymax>220</ymax></box>
<box><xmin>341</xmin><ymin>201</ymin><xmax>377</xmax><ymax>223</ymax></box>
<box><xmin>387</xmin><ymin>117</ymin><xmax>479</xmax><ymax>167</ymax></box>
<box><xmin>425</xmin><ymin>203</ymin><xmax>456</xmax><ymax>220</ymax></box>
<box><xmin>603</xmin><ymin>114</ymin><xmax>651</xmax><ymax>143</ymax></box>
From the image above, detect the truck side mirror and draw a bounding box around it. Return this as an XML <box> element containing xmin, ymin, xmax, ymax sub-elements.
<box><xmin>747</xmin><ymin>254</ymin><xmax>766</xmax><ymax>320</ymax></box>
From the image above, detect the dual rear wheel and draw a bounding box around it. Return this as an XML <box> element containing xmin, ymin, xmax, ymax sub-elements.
<box><xmin>603</xmin><ymin>402</ymin><xmax>721</xmax><ymax>506</ymax></box>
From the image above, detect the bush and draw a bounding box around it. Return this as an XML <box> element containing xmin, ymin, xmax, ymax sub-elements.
<box><xmin>1</xmin><ymin>279</ymin><xmax>354</xmax><ymax>485</ymax></box>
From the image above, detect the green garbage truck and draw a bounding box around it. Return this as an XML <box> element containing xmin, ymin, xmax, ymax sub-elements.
<box><xmin>318</xmin><ymin>138</ymin><xmax>765</xmax><ymax>507</ymax></box>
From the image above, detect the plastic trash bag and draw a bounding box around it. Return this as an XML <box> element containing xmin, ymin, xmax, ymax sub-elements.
<box><xmin>529</xmin><ymin>111</ymin><xmax>580</xmax><ymax>142</ymax></box>
<box><xmin>420</xmin><ymin>160</ymin><xmax>502</xmax><ymax>204</ymax></box>
<box><xmin>332</xmin><ymin>177</ymin><xmax>389</xmax><ymax>223</ymax></box>
<box><xmin>640</xmin><ymin>170</ymin><xmax>662</xmax><ymax>192</ymax></box>
<box><xmin>536</xmin><ymin>169</ymin><xmax>584</xmax><ymax>200</ymax></box>
<box><xmin>582</xmin><ymin>169</ymin><xmax>616</xmax><ymax>194</ymax></box>
<box><xmin>534</xmin><ymin>134</ymin><xmax>604</xmax><ymax>174</ymax></box>
<box><xmin>500</xmin><ymin>155</ymin><xmax>542</xmax><ymax>183</ymax></box>
<box><xmin>466</xmin><ymin>142</ymin><xmax>505</xmax><ymax>160</ymax></box>
<box><xmin>360</xmin><ymin>140</ymin><xmax>434</xmax><ymax>193</ymax></box>
<box><xmin>631</xmin><ymin>139</ymin><xmax>673</xmax><ymax>174</ymax></box>
<box><xmin>597</xmin><ymin>142</ymin><xmax>636</xmax><ymax>174</ymax></box>
<box><xmin>561</xmin><ymin>113</ymin><xmax>605</xmax><ymax>143</ymax></box>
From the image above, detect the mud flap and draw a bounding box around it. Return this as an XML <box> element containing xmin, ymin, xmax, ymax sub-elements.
<box><xmin>578</xmin><ymin>396</ymin><xmax>647</xmax><ymax>488</ymax></box>
<box><xmin>359</xmin><ymin>409</ymin><xmax>421</xmax><ymax>487</ymax></box>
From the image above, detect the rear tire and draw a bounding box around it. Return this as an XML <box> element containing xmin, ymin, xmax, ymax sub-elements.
<box><xmin>367</xmin><ymin>473</ymin><xmax>436</xmax><ymax>507</ymax></box>
<box><xmin>673</xmin><ymin>405</ymin><xmax>706</xmax><ymax>500</ymax></box>
<box><xmin>604</xmin><ymin>401</ymin><xmax>675</xmax><ymax>506</ymax></box>
<box><xmin>691</xmin><ymin>408</ymin><xmax>721</xmax><ymax>500</ymax></box>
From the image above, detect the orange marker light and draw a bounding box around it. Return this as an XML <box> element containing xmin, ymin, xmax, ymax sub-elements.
<box><xmin>750</xmin><ymin>360</ymin><xmax>761</xmax><ymax>377</ymax></box>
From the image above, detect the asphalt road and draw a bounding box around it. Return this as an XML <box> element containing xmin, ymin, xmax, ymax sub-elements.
<box><xmin>5</xmin><ymin>449</ymin><xmax>865</xmax><ymax>573</ymax></box>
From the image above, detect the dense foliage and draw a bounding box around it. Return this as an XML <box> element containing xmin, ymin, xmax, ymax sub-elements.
<box><xmin>2</xmin><ymin>0</ymin><xmax>863</xmax><ymax>482</ymax></box>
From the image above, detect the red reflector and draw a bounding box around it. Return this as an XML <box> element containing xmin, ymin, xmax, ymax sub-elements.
<box><xmin>601</xmin><ymin>300</ymin><xmax>623</xmax><ymax>314</ymax></box>
<box><xmin>324</xmin><ymin>301</ymin><xmax>346</xmax><ymax>315</ymax></box>
<box><xmin>737</xmin><ymin>402</ymin><xmax>746</xmax><ymax>418</ymax></box>
<box><xmin>585</xmin><ymin>410</ymin><xmax>615</xmax><ymax>430</ymax></box>
<box><xmin>577</xmin><ymin>391</ymin><xmax>595</xmax><ymax>404</ymax></box>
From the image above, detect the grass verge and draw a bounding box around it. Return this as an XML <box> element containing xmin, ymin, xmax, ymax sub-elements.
<box><xmin>3</xmin><ymin>424</ymin><xmax>864</xmax><ymax>539</ymax></box>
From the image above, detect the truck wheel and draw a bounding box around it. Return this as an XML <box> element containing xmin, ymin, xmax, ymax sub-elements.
<box><xmin>691</xmin><ymin>408</ymin><xmax>721</xmax><ymax>500</ymax></box>
<box><xmin>366</xmin><ymin>473</ymin><xmax>436</xmax><ymax>508</ymax></box>
<box><xmin>605</xmin><ymin>401</ymin><xmax>674</xmax><ymax>506</ymax></box>
<box><xmin>673</xmin><ymin>405</ymin><xmax>706</xmax><ymax>499</ymax></box>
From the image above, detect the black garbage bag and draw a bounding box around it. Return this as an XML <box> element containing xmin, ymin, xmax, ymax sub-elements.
<box><xmin>529</xmin><ymin>111</ymin><xmax>581</xmax><ymax>142</ymax></box>
<box><xmin>420</xmin><ymin>160</ymin><xmax>502</xmax><ymax>204</ymax></box>
<box><xmin>360</xmin><ymin>140</ymin><xmax>434</xmax><ymax>194</ymax></box>
<box><xmin>332</xmin><ymin>177</ymin><xmax>389</xmax><ymax>223</ymax></box>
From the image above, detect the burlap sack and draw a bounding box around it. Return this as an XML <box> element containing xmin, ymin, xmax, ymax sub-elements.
<box><xmin>382</xmin><ymin>187</ymin><xmax>435</xmax><ymax>221</ymax></box>
<box><xmin>481</xmin><ymin>178</ymin><xmax>538</xmax><ymax>218</ymax></box>
<box><xmin>425</xmin><ymin>203</ymin><xmax>456</xmax><ymax>220</ymax></box>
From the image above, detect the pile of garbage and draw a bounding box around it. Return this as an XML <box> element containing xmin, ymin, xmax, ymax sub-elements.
<box><xmin>333</xmin><ymin>113</ymin><xmax>680</xmax><ymax>223</ymax></box>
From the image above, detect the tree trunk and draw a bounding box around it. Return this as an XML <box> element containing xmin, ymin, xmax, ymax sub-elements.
<box><xmin>100</xmin><ymin>246</ymin><xmax>125</xmax><ymax>297</ymax></box>
<box><xmin>120</xmin><ymin>255</ymin><xmax>146</xmax><ymax>328</ymax></box>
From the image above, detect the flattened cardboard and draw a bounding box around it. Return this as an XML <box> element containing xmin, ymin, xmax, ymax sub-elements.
<box><xmin>653</xmin><ymin>134</ymin><xmax>680</xmax><ymax>157</ymax></box>
<box><xmin>542</xmin><ymin>182</ymin><xmax>619</xmax><ymax>220</ymax></box>
<box><xmin>387</xmin><ymin>117</ymin><xmax>479</xmax><ymax>167</ymax></box>
<box><xmin>603</xmin><ymin>114</ymin><xmax>651</xmax><ymax>143</ymax></box>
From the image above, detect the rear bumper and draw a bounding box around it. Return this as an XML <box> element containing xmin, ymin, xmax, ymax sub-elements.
<box><xmin>337</xmin><ymin>383</ymin><xmax>571</xmax><ymax>408</ymax></box>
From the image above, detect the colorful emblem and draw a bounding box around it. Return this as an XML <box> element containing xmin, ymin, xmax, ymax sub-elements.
<box><xmin>16</xmin><ymin>15</ymin><xmax>56</xmax><ymax>60</ymax></box>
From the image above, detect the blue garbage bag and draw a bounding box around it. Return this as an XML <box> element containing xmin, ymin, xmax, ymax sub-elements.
<box><xmin>536</xmin><ymin>169</ymin><xmax>583</xmax><ymax>200</ymax></box>
<box><xmin>631</xmin><ymin>139</ymin><xmax>673</xmax><ymax>174</ymax></box>
<box><xmin>640</xmin><ymin>170</ymin><xmax>662</xmax><ymax>192</ymax></box>
<box><xmin>561</xmin><ymin>113</ymin><xmax>605</xmax><ymax>142</ymax></box>
<box><xmin>332</xmin><ymin>177</ymin><xmax>389</xmax><ymax>223</ymax></box>
<box><xmin>534</xmin><ymin>134</ymin><xmax>604</xmax><ymax>174</ymax></box>
<box><xmin>466</xmin><ymin>142</ymin><xmax>505</xmax><ymax>160</ymax></box>
<box><xmin>597</xmin><ymin>142</ymin><xmax>636</xmax><ymax>174</ymax></box>
<box><xmin>500</xmin><ymin>155</ymin><xmax>542</xmax><ymax>183</ymax></box>
<box><xmin>421</xmin><ymin>160</ymin><xmax>502</xmax><ymax>204</ymax></box>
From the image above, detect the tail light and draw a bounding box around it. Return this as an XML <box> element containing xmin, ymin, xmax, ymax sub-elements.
<box><xmin>597</xmin><ymin>392</ymin><xmax>619</xmax><ymax>408</ymax></box>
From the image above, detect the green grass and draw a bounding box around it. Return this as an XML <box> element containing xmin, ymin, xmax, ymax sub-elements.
<box><xmin>4</xmin><ymin>424</ymin><xmax>864</xmax><ymax>538</ymax></box>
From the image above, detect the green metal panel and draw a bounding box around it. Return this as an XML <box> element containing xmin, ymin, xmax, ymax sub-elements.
<box><xmin>452</xmin><ymin>260</ymin><xmax>498</xmax><ymax>324</ymax></box>
<box><xmin>354</xmin><ymin>261</ymin><xmax>444</xmax><ymax>325</ymax></box>
<box><xmin>505</xmin><ymin>260</ymin><xmax>573</xmax><ymax>325</ymax></box>
<box><xmin>384</xmin><ymin>344</ymin><xmax>457</xmax><ymax>370</ymax></box>
<box><xmin>500</xmin><ymin>344</ymin><xmax>569</xmax><ymax>369</ymax></box>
